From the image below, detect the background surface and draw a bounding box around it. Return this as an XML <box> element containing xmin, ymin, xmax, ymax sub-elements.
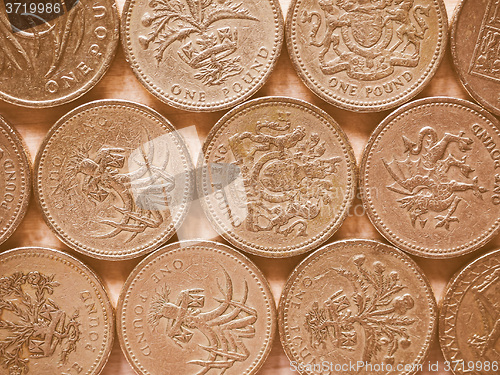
<box><xmin>0</xmin><ymin>0</ymin><xmax>491</xmax><ymax>374</ymax></box>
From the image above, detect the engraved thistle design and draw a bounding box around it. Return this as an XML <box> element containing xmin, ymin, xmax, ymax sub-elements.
<box><xmin>148</xmin><ymin>269</ymin><xmax>257</xmax><ymax>374</ymax></box>
<box><xmin>383</xmin><ymin>127</ymin><xmax>488</xmax><ymax>230</ymax></box>
<box><xmin>0</xmin><ymin>2</ymin><xmax>85</xmax><ymax>77</ymax></box>
<box><xmin>60</xmin><ymin>131</ymin><xmax>175</xmax><ymax>241</ymax></box>
<box><xmin>467</xmin><ymin>267</ymin><xmax>500</xmax><ymax>357</ymax></box>
<box><xmin>0</xmin><ymin>272</ymin><xmax>80</xmax><ymax>375</ymax></box>
<box><xmin>228</xmin><ymin>112</ymin><xmax>342</xmax><ymax>237</ymax></box>
<box><xmin>469</xmin><ymin>0</ymin><xmax>500</xmax><ymax>82</ymax></box>
<box><xmin>138</xmin><ymin>0</ymin><xmax>258</xmax><ymax>85</ymax></box>
<box><xmin>302</xmin><ymin>0</ymin><xmax>430</xmax><ymax>80</ymax></box>
<box><xmin>305</xmin><ymin>255</ymin><xmax>415</xmax><ymax>366</ymax></box>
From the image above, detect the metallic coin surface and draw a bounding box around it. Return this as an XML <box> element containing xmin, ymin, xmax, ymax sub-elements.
<box><xmin>439</xmin><ymin>249</ymin><xmax>500</xmax><ymax>375</ymax></box>
<box><xmin>199</xmin><ymin>96</ymin><xmax>357</xmax><ymax>258</ymax></box>
<box><xmin>117</xmin><ymin>240</ymin><xmax>276</xmax><ymax>375</ymax></box>
<box><xmin>360</xmin><ymin>97</ymin><xmax>500</xmax><ymax>258</ymax></box>
<box><xmin>34</xmin><ymin>100</ymin><xmax>193</xmax><ymax>260</ymax></box>
<box><xmin>0</xmin><ymin>0</ymin><xmax>120</xmax><ymax>107</ymax></box>
<box><xmin>0</xmin><ymin>247</ymin><xmax>114</xmax><ymax>375</ymax></box>
<box><xmin>286</xmin><ymin>0</ymin><xmax>447</xmax><ymax>112</ymax></box>
<box><xmin>279</xmin><ymin>239</ymin><xmax>436</xmax><ymax>375</ymax></box>
<box><xmin>451</xmin><ymin>0</ymin><xmax>500</xmax><ymax>117</ymax></box>
<box><xmin>121</xmin><ymin>0</ymin><xmax>283</xmax><ymax>111</ymax></box>
<box><xmin>0</xmin><ymin>116</ymin><xmax>30</xmax><ymax>246</ymax></box>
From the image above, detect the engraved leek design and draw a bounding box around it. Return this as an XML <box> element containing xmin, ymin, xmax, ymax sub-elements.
<box><xmin>0</xmin><ymin>2</ymin><xmax>85</xmax><ymax>77</ymax></box>
<box><xmin>305</xmin><ymin>255</ymin><xmax>415</xmax><ymax>366</ymax></box>
<box><xmin>148</xmin><ymin>269</ymin><xmax>257</xmax><ymax>374</ymax></box>
<box><xmin>139</xmin><ymin>0</ymin><xmax>258</xmax><ymax>85</ymax></box>
<box><xmin>0</xmin><ymin>272</ymin><xmax>80</xmax><ymax>375</ymax></box>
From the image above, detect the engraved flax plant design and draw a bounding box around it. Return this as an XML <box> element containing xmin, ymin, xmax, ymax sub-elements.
<box><xmin>139</xmin><ymin>0</ymin><xmax>258</xmax><ymax>85</ymax></box>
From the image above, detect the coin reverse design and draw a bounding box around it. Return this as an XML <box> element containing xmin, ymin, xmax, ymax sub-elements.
<box><xmin>117</xmin><ymin>240</ymin><xmax>276</xmax><ymax>375</ymax></box>
<box><xmin>361</xmin><ymin>97</ymin><xmax>500</xmax><ymax>258</ymax></box>
<box><xmin>35</xmin><ymin>100</ymin><xmax>193</xmax><ymax>260</ymax></box>
<box><xmin>286</xmin><ymin>0</ymin><xmax>448</xmax><ymax>112</ymax></box>
<box><xmin>279</xmin><ymin>239</ymin><xmax>436</xmax><ymax>375</ymax></box>
<box><xmin>199</xmin><ymin>96</ymin><xmax>357</xmax><ymax>257</ymax></box>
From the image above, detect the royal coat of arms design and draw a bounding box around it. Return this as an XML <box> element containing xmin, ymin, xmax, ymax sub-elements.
<box><xmin>302</xmin><ymin>0</ymin><xmax>431</xmax><ymax>80</ymax></box>
<box><xmin>0</xmin><ymin>272</ymin><xmax>80</xmax><ymax>375</ymax></box>
<box><xmin>383</xmin><ymin>127</ymin><xmax>488</xmax><ymax>230</ymax></box>
<box><xmin>305</xmin><ymin>255</ymin><xmax>415</xmax><ymax>366</ymax></box>
<box><xmin>227</xmin><ymin>112</ymin><xmax>342</xmax><ymax>237</ymax></box>
<box><xmin>139</xmin><ymin>0</ymin><xmax>258</xmax><ymax>85</ymax></box>
<box><xmin>148</xmin><ymin>269</ymin><xmax>257</xmax><ymax>374</ymax></box>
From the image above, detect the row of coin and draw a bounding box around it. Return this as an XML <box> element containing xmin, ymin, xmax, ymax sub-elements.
<box><xmin>0</xmin><ymin>240</ymin><xmax>497</xmax><ymax>375</ymax></box>
<box><xmin>2</xmin><ymin>95</ymin><xmax>500</xmax><ymax>259</ymax></box>
<box><xmin>2</xmin><ymin>0</ymin><xmax>497</xmax><ymax>116</ymax></box>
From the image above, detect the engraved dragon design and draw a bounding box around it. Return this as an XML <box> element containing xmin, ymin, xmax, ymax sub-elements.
<box><xmin>301</xmin><ymin>0</ymin><xmax>431</xmax><ymax>80</ymax></box>
<box><xmin>305</xmin><ymin>255</ymin><xmax>415</xmax><ymax>366</ymax></box>
<box><xmin>148</xmin><ymin>269</ymin><xmax>257</xmax><ymax>374</ymax></box>
<box><xmin>138</xmin><ymin>0</ymin><xmax>258</xmax><ymax>85</ymax></box>
<box><xmin>0</xmin><ymin>1</ymin><xmax>85</xmax><ymax>77</ymax></box>
<box><xmin>383</xmin><ymin>126</ymin><xmax>488</xmax><ymax>230</ymax></box>
<box><xmin>0</xmin><ymin>272</ymin><xmax>80</xmax><ymax>375</ymax></box>
<box><xmin>61</xmin><ymin>129</ymin><xmax>175</xmax><ymax>241</ymax></box>
<box><xmin>228</xmin><ymin>112</ymin><xmax>342</xmax><ymax>237</ymax></box>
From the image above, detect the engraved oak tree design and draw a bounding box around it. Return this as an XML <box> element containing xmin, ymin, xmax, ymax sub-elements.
<box><xmin>0</xmin><ymin>272</ymin><xmax>80</xmax><ymax>375</ymax></box>
<box><xmin>305</xmin><ymin>255</ymin><xmax>415</xmax><ymax>366</ymax></box>
<box><xmin>139</xmin><ymin>0</ymin><xmax>258</xmax><ymax>85</ymax></box>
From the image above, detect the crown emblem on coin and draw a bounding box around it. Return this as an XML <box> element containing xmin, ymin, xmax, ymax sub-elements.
<box><xmin>0</xmin><ymin>272</ymin><xmax>80</xmax><ymax>375</ymax></box>
<box><xmin>302</xmin><ymin>0</ymin><xmax>430</xmax><ymax>80</ymax></box>
<box><xmin>139</xmin><ymin>0</ymin><xmax>258</xmax><ymax>86</ymax></box>
<box><xmin>148</xmin><ymin>269</ymin><xmax>257</xmax><ymax>373</ymax></box>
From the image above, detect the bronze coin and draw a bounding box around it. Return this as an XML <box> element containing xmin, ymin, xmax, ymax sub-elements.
<box><xmin>199</xmin><ymin>96</ymin><xmax>357</xmax><ymax>258</ymax></box>
<box><xmin>278</xmin><ymin>239</ymin><xmax>436</xmax><ymax>375</ymax></box>
<box><xmin>0</xmin><ymin>1</ymin><xmax>120</xmax><ymax>107</ymax></box>
<box><xmin>0</xmin><ymin>116</ymin><xmax>30</xmax><ymax>246</ymax></box>
<box><xmin>0</xmin><ymin>247</ymin><xmax>114</xmax><ymax>374</ymax></box>
<box><xmin>286</xmin><ymin>0</ymin><xmax>448</xmax><ymax>112</ymax></box>
<box><xmin>121</xmin><ymin>0</ymin><xmax>283</xmax><ymax>111</ymax></box>
<box><xmin>439</xmin><ymin>248</ymin><xmax>500</xmax><ymax>375</ymax></box>
<box><xmin>360</xmin><ymin>97</ymin><xmax>500</xmax><ymax>258</ymax></box>
<box><xmin>34</xmin><ymin>100</ymin><xmax>194</xmax><ymax>260</ymax></box>
<box><xmin>451</xmin><ymin>0</ymin><xmax>500</xmax><ymax>117</ymax></box>
<box><xmin>116</xmin><ymin>240</ymin><xmax>276</xmax><ymax>375</ymax></box>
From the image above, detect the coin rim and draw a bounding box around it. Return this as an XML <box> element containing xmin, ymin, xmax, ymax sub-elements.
<box><xmin>0</xmin><ymin>115</ymin><xmax>31</xmax><ymax>246</ymax></box>
<box><xmin>33</xmin><ymin>99</ymin><xmax>194</xmax><ymax>260</ymax></box>
<box><xmin>116</xmin><ymin>239</ymin><xmax>277</xmax><ymax>375</ymax></box>
<box><xmin>120</xmin><ymin>0</ymin><xmax>284</xmax><ymax>112</ymax></box>
<box><xmin>285</xmin><ymin>0</ymin><xmax>448</xmax><ymax>112</ymax></box>
<box><xmin>0</xmin><ymin>0</ymin><xmax>120</xmax><ymax>108</ymax></box>
<box><xmin>438</xmin><ymin>248</ymin><xmax>500</xmax><ymax>375</ymax></box>
<box><xmin>278</xmin><ymin>239</ymin><xmax>437</xmax><ymax>375</ymax></box>
<box><xmin>198</xmin><ymin>95</ymin><xmax>358</xmax><ymax>258</ymax></box>
<box><xmin>450</xmin><ymin>0</ymin><xmax>500</xmax><ymax>117</ymax></box>
<box><xmin>360</xmin><ymin>96</ymin><xmax>500</xmax><ymax>258</ymax></box>
<box><xmin>0</xmin><ymin>246</ymin><xmax>115</xmax><ymax>375</ymax></box>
